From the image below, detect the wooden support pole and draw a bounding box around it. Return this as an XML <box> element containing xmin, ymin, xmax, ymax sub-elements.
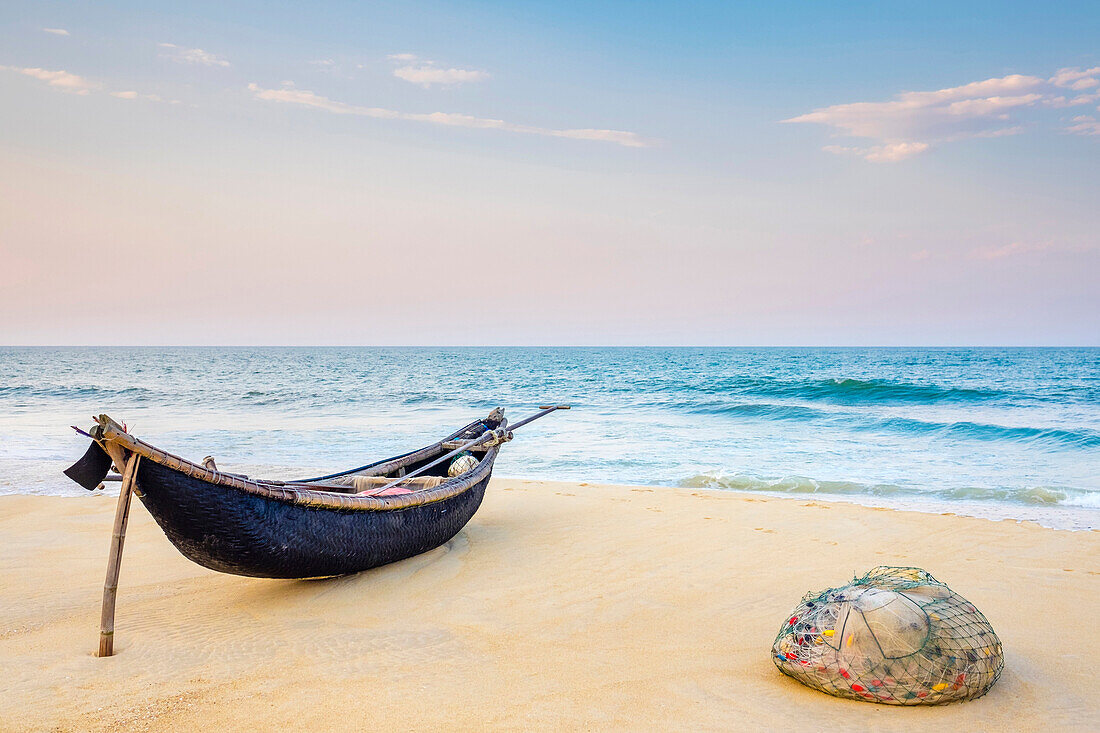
<box><xmin>98</xmin><ymin>452</ymin><xmax>139</xmax><ymax>657</ymax></box>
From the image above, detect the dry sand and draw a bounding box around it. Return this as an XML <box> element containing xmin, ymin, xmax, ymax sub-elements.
<box><xmin>1</xmin><ymin>480</ymin><xmax>1097</xmax><ymax>732</ymax></box>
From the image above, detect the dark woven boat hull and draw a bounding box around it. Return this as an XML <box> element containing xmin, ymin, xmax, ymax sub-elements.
<box><xmin>135</xmin><ymin>460</ymin><xmax>489</xmax><ymax>579</ymax></box>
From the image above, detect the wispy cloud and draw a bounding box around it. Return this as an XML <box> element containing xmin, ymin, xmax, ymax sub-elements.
<box><xmin>110</xmin><ymin>90</ymin><xmax>179</xmax><ymax>103</ymax></box>
<box><xmin>2</xmin><ymin>66</ymin><xmax>96</xmax><ymax>94</ymax></box>
<box><xmin>822</xmin><ymin>142</ymin><xmax>930</xmax><ymax>162</ymax></box>
<box><xmin>786</xmin><ymin>66</ymin><xmax>1100</xmax><ymax>161</ymax></box>
<box><xmin>1066</xmin><ymin>115</ymin><xmax>1100</xmax><ymax>136</ymax></box>
<box><xmin>1046</xmin><ymin>92</ymin><xmax>1100</xmax><ymax>108</ymax></box>
<box><xmin>972</xmin><ymin>241</ymin><xmax>1052</xmax><ymax>260</ymax></box>
<box><xmin>3</xmin><ymin>65</ymin><xmax>181</xmax><ymax>103</ymax></box>
<box><xmin>969</xmin><ymin>240</ymin><xmax>1095</xmax><ymax>261</ymax></box>
<box><xmin>248</xmin><ymin>82</ymin><xmax>647</xmax><ymax>147</ymax></box>
<box><xmin>394</xmin><ymin>65</ymin><xmax>488</xmax><ymax>88</ymax></box>
<box><xmin>387</xmin><ymin>53</ymin><xmax>488</xmax><ymax>88</ymax></box>
<box><xmin>159</xmin><ymin>43</ymin><xmax>230</xmax><ymax>67</ymax></box>
<box><xmin>42</xmin><ymin>28</ymin><xmax>70</xmax><ymax>36</ymax></box>
<box><xmin>1050</xmin><ymin>67</ymin><xmax>1100</xmax><ymax>91</ymax></box>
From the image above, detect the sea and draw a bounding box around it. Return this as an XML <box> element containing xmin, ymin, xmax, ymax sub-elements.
<box><xmin>1</xmin><ymin>347</ymin><xmax>1096</xmax><ymax>530</ymax></box>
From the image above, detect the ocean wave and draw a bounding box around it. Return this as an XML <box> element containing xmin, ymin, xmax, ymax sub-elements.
<box><xmin>680</xmin><ymin>472</ymin><xmax>1100</xmax><ymax>508</ymax></box>
<box><xmin>684</xmin><ymin>401</ymin><xmax>825</xmax><ymax>421</ymax></box>
<box><xmin>676</xmin><ymin>400</ymin><xmax>1100</xmax><ymax>449</ymax></box>
<box><xmin>623</xmin><ymin>374</ymin><xmax>1022</xmax><ymax>406</ymax></box>
<box><xmin>240</xmin><ymin>389</ymin><xmax>317</xmax><ymax>406</ymax></box>
<box><xmin>0</xmin><ymin>384</ymin><xmax>157</xmax><ymax>401</ymax></box>
<box><xmin>728</xmin><ymin>376</ymin><xmax>1008</xmax><ymax>405</ymax></box>
<box><xmin>876</xmin><ymin>417</ymin><xmax>1100</xmax><ymax>449</ymax></box>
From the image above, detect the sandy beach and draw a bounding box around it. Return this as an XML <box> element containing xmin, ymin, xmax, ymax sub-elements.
<box><xmin>2</xmin><ymin>480</ymin><xmax>1096</xmax><ymax>732</ymax></box>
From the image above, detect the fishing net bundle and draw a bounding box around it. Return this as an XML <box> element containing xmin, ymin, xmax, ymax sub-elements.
<box><xmin>772</xmin><ymin>566</ymin><xmax>1003</xmax><ymax>705</ymax></box>
<box><xmin>448</xmin><ymin>452</ymin><xmax>479</xmax><ymax>477</ymax></box>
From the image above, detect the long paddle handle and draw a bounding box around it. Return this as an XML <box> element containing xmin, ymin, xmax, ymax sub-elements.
<box><xmin>363</xmin><ymin>405</ymin><xmax>570</xmax><ymax>496</ymax></box>
<box><xmin>509</xmin><ymin>405</ymin><xmax>571</xmax><ymax>432</ymax></box>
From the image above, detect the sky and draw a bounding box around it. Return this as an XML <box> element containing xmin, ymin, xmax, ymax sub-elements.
<box><xmin>1</xmin><ymin>1</ymin><xmax>1097</xmax><ymax>345</ymax></box>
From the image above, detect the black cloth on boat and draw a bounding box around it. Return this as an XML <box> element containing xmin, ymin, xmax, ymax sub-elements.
<box><xmin>64</xmin><ymin>441</ymin><xmax>113</xmax><ymax>491</ymax></box>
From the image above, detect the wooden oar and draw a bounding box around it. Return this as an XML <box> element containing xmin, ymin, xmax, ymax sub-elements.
<box><xmin>361</xmin><ymin>405</ymin><xmax>570</xmax><ymax>496</ymax></box>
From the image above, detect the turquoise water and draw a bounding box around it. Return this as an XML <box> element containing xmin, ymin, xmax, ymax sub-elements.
<box><xmin>1</xmin><ymin>347</ymin><xmax>1096</xmax><ymax>529</ymax></box>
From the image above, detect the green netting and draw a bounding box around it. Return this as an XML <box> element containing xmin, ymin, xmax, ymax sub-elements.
<box><xmin>772</xmin><ymin>566</ymin><xmax>1003</xmax><ymax>705</ymax></box>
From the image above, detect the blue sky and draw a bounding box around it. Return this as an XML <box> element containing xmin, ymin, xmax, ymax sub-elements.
<box><xmin>1</xmin><ymin>1</ymin><xmax>1097</xmax><ymax>344</ymax></box>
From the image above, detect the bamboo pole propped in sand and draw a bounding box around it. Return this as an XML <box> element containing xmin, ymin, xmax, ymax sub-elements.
<box><xmin>97</xmin><ymin>451</ymin><xmax>139</xmax><ymax>657</ymax></box>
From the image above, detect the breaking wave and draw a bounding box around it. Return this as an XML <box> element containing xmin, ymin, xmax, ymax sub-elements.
<box><xmin>680</xmin><ymin>472</ymin><xmax>1100</xmax><ymax>509</ymax></box>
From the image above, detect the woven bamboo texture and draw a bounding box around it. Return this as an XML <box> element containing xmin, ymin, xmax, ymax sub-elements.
<box><xmin>88</xmin><ymin>413</ymin><xmax>503</xmax><ymax>578</ymax></box>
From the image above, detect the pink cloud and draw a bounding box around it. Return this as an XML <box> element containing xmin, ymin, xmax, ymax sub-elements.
<box><xmin>786</xmin><ymin>67</ymin><xmax>1100</xmax><ymax>161</ymax></box>
<box><xmin>248</xmin><ymin>82</ymin><xmax>649</xmax><ymax>147</ymax></box>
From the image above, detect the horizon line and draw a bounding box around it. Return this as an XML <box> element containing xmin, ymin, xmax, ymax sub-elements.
<box><xmin>2</xmin><ymin>344</ymin><xmax>1097</xmax><ymax>349</ymax></box>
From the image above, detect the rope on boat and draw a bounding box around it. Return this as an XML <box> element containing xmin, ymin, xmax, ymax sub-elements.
<box><xmin>366</xmin><ymin>405</ymin><xmax>570</xmax><ymax>496</ymax></box>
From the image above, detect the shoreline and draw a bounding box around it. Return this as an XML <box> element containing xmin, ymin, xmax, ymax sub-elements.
<box><xmin>21</xmin><ymin>475</ymin><xmax>1098</xmax><ymax>532</ymax></box>
<box><xmin>2</xmin><ymin>479</ymin><xmax>1097</xmax><ymax>730</ymax></box>
<box><xmin>676</xmin><ymin>482</ymin><xmax>1100</xmax><ymax>532</ymax></box>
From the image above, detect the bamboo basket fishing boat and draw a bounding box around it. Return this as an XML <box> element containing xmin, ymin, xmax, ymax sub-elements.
<box><xmin>64</xmin><ymin>406</ymin><xmax>568</xmax><ymax>656</ymax></box>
